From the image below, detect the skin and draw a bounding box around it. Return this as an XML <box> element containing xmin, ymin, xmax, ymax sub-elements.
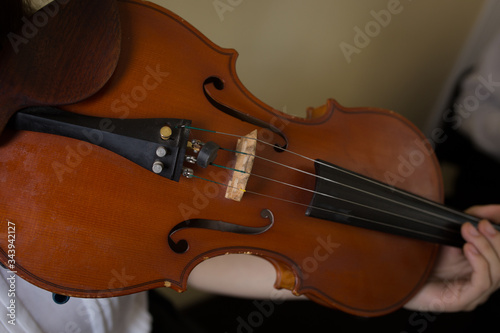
<box><xmin>189</xmin><ymin>204</ymin><xmax>500</xmax><ymax>312</ymax></box>
<box><xmin>404</xmin><ymin>204</ymin><xmax>500</xmax><ymax>312</ymax></box>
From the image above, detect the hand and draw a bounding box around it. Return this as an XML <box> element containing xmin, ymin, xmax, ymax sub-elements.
<box><xmin>404</xmin><ymin>204</ymin><xmax>500</xmax><ymax>312</ymax></box>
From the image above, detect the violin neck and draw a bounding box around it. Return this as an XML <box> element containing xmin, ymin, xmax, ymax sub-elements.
<box><xmin>306</xmin><ymin>159</ymin><xmax>492</xmax><ymax>247</ymax></box>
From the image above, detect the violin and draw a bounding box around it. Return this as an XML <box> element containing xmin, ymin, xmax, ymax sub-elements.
<box><xmin>0</xmin><ymin>0</ymin><xmax>493</xmax><ymax>317</ymax></box>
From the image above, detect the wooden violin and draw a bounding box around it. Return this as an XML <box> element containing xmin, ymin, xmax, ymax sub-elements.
<box><xmin>0</xmin><ymin>0</ymin><xmax>492</xmax><ymax>317</ymax></box>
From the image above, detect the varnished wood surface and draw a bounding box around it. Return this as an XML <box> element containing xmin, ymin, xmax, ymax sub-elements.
<box><xmin>0</xmin><ymin>0</ymin><xmax>121</xmax><ymax>133</ymax></box>
<box><xmin>0</xmin><ymin>0</ymin><xmax>441</xmax><ymax>316</ymax></box>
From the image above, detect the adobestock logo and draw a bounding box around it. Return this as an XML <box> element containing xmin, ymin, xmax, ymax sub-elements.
<box><xmin>110</xmin><ymin>65</ymin><xmax>170</xmax><ymax>119</ymax></box>
<box><xmin>299</xmin><ymin>234</ymin><xmax>340</xmax><ymax>280</ymax></box>
<box><xmin>213</xmin><ymin>0</ymin><xmax>244</xmax><ymax>22</ymax></box>
<box><xmin>401</xmin><ymin>276</ymin><xmax>467</xmax><ymax>333</ymax></box>
<box><xmin>51</xmin><ymin>64</ymin><xmax>169</xmax><ymax>182</ymax></box>
<box><xmin>54</xmin><ymin>267</ymin><xmax>136</xmax><ymax>333</ymax></box>
<box><xmin>340</xmin><ymin>0</ymin><xmax>410</xmax><ymax>64</ymax></box>
<box><xmin>178</xmin><ymin>168</ymin><xmax>230</xmax><ymax>220</ymax></box>
<box><xmin>7</xmin><ymin>0</ymin><xmax>71</xmax><ymax>54</ymax></box>
<box><xmin>442</xmin><ymin>73</ymin><xmax>500</xmax><ymax>130</ymax></box>
<box><xmin>228</xmin><ymin>295</ymin><xmax>285</xmax><ymax>333</ymax></box>
<box><xmin>226</xmin><ymin>235</ymin><xmax>340</xmax><ymax>333</ymax></box>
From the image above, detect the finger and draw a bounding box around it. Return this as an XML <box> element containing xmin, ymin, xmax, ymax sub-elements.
<box><xmin>460</xmin><ymin>242</ymin><xmax>492</xmax><ymax>310</ymax></box>
<box><xmin>405</xmin><ymin>221</ymin><xmax>500</xmax><ymax>313</ymax></box>
<box><xmin>466</xmin><ymin>205</ymin><xmax>500</xmax><ymax>224</ymax></box>
<box><xmin>404</xmin><ymin>237</ymin><xmax>489</xmax><ymax>313</ymax></box>
<box><xmin>465</xmin><ymin>221</ymin><xmax>500</xmax><ymax>280</ymax></box>
<box><xmin>457</xmin><ymin>222</ymin><xmax>500</xmax><ymax>310</ymax></box>
<box><xmin>478</xmin><ymin>220</ymin><xmax>500</xmax><ymax>288</ymax></box>
<box><xmin>462</xmin><ymin>222</ymin><xmax>498</xmax><ymax>275</ymax></box>
<box><xmin>478</xmin><ymin>220</ymin><xmax>500</xmax><ymax>253</ymax></box>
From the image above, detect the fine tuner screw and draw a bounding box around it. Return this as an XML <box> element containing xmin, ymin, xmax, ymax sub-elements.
<box><xmin>152</xmin><ymin>161</ymin><xmax>164</xmax><ymax>174</ymax></box>
<box><xmin>160</xmin><ymin>126</ymin><xmax>172</xmax><ymax>140</ymax></box>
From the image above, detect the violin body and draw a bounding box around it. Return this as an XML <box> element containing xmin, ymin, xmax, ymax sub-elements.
<box><xmin>0</xmin><ymin>1</ymin><xmax>442</xmax><ymax>316</ymax></box>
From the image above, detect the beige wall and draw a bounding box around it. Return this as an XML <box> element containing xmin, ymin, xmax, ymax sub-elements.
<box><xmin>151</xmin><ymin>0</ymin><xmax>484</xmax><ymax>129</ymax></box>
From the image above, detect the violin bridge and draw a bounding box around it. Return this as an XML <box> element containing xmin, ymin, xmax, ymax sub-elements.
<box><xmin>225</xmin><ymin>129</ymin><xmax>258</xmax><ymax>201</ymax></box>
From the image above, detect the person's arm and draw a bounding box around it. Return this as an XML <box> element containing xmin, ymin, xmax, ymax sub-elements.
<box><xmin>189</xmin><ymin>205</ymin><xmax>500</xmax><ymax>312</ymax></box>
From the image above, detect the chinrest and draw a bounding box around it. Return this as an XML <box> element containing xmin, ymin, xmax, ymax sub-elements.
<box><xmin>0</xmin><ymin>0</ymin><xmax>121</xmax><ymax>134</ymax></box>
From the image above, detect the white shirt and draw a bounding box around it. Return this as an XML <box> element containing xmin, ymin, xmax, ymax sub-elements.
<box><xmin>0</xmin><ymin>268</ymin><xmax>151</xmax><ymax>333</ymax></box>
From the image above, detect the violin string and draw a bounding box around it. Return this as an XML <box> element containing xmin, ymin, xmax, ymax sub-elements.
<box><xmin>182</xmin><ymin>125</ymin><xmax>471</xmax><ymax>227</ymax></box>
<box><xmin>188</xmin><ymin>171</ymin><xmax>457</xmax><ymax>244</ymax></box>
<box><xmin>210</xmin><ymin>162</ymin><xmax>458</xmax><ymax>234</ymax></box>
<box><xmin>219</xmin><ymin>146</ymin><xmax>467</xmax><ymax>228</ymax></box>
